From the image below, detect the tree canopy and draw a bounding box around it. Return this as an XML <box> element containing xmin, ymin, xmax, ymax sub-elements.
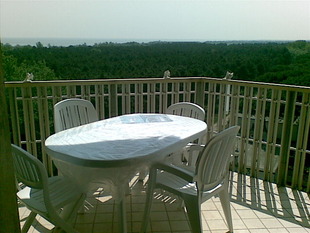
<box><xmin>2</xmin><ymin>40</ymin><xmax>310</xmax><ymax>86</ymax></box>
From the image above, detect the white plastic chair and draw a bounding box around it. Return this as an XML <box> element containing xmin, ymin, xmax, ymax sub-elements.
<box><xmin>166</xmin><ymin>102</ymin><xmax>205</xmax><ymax>121</ymax></box>
<box><xmin>54</xmin><ymin>98</ymin><xmax>98</xmax><ymax>133</ymax></box>
<box><xmin>166</xmin><ymin>102</ymin><xmax>206</xmax><ymax>166</ymax></box>
<box><xmin>12</xmin><ymin>144</ymin><xmax>86</xmax><ymax>233</ymax></box>
<box><xmin>140</xmin><ymin>126</ymin><xmax>240</xmax><ymax>233</ymax></box>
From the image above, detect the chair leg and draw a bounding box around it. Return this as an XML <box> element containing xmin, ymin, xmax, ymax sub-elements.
<box><xmin>140</xmin><ymin>190</ymin><xmax>154</xmax><ymax>232</ymax></box>
<box><xmin>61</xmin><ymin>193</ymin><xmax>86</xmax><ymax>223</ymax></box>
<box><xmin>139</xmin><ymin>170</ymin><xmax>147</xmax><ymax>181</ymax></box>
<box><xmin>140</xmin><ymin>170</ymin><xmax>157</xmax><ymax>233</ymax></box>
<box><xmin>183</xmin><ymin>197</ymin><xmax>202</xmax><ymax>233</ymax></box>
<box><xmin>21</xmin><ymin>212</ymin><xmax>37</xmax><ymax>233</ymax></box>
<box><xmin>218</xmin><ymin>189</ymin><xmax>233</xmax><ymax>232</ymax></box>
<box><xmin>52</xmin><ymin>215</ymin><xmax>79</xmax><ymax>233</ymax></box>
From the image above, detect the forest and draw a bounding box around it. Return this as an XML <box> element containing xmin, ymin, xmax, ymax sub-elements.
<box><xmin>1</xmin><ymin>40</ymin><xmax>310</xmax><ymax>86</ymax></box>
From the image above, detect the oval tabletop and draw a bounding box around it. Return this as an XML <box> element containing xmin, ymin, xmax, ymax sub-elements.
<box><xmin>45</xmin><ymin>113</ymin><xmax>207</xmax><ymax>168</ymax></box>
<box><xmin>45</xmin><ymin>113</ymin><xmax>207</xmax><ymax>233</ymax></box>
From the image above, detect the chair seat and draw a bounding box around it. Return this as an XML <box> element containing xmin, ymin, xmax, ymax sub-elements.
<box><xmin>18</xmin><ymin>176</ymin><xmax>83</xmax><ymax>215</ymax></box>
<box><xmin>156</xmin><ymin>170</ymin><xmax>224</xmax><ymax>197</ymax></box>
<box><xmin>141</xmin><ymin>126</ymin><xmax>240</xmax><ymax>233</ymax></box>
<box><xmin>12</xmin><ymin>144</ymin><xmax>85</xmax><ymax>233</ymax></box>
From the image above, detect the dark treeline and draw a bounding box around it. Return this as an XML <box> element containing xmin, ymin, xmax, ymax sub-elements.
<box><xmin>2</xmin><ymin>40</ymin><xmax>310</xmax><ymax>86</ymax></box>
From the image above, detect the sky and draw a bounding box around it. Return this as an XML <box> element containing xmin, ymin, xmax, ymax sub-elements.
<box><xmin>0</xmin><ymin>0</ymin><xmax>310</xmax><ymax>44</ymax></box>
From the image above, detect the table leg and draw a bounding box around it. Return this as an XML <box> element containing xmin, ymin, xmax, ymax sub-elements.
<box><xmin>117</xmin><ymin>198</ymin><xmax>127</xmax><ymax>233</ymax></box>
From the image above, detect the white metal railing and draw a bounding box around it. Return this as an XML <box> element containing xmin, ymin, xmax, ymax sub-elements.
<box><xmin>5</xmin><ymin>77</ymin><xmax>310</xmax><ymax>192</ymax></box>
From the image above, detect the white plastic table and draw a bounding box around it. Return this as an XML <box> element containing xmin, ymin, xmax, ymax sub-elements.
<box><xmin>45</xmin><ymin>113</ymin><xmax>207</xmax><ymax>232</ymax></box>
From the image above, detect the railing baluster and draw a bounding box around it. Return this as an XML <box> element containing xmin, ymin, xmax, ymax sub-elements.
<box><xmin>218</xmin><ymin>83</ymin><xmax>226</xmax><ymax>132</ymax></box>
<box><xmin>109</xmin><ymin>84</ymin><xmax>117</xmax><ymax>117</ymax></box>
<box><xmin>37</xmin><ymin>86</ymin><xmax>53</xmax><ymax>175</ymax></box>
<box><xmin>239</xmin><ymin>86</ymin><xmax>252</xmax><ymax>173</ymax></box>
<box><xmin>294</xmin><ymin>92</ymin><xmax>310</xmax><ymax>190</ymax></box>
<box><xmin>138</xmin><ymin>83</ymin><xmax>144</xmax><ymax>112</ymax></box>
<box><xmin>184</xmin><ymin>81</ymin><xmax>191</xmax><ymax>102</ymax></box>
<box><xmin>161</xmin><ymin>82</ymin><xmax>168</xmax><ymax>112</ymax></box>
<box><xmin>4</xmin><ymin>77</ymin><xmax>310</xmax><ymax>191</ymax></box>
<box><xmin>8</xmin><ymin>87</ymin><xmax>21</xmax><ymax>145</ymax></box>
<box><xmin>278</xmin><ymin>91</ymin><xmax>297</xmax><ymax>186</ymax></box>
<box><xmin>66</xmin><ymin>85</ymin><xmax>76</xmax><ymax>98</ymax></box>
<box><xmin>196</xmin><ymin>80</ymin><xmax>205</xmax><ymax>111</ymax></box>
<box><xmin>206</xmin><ymin>83</ymin><xmax>215</xmax><ymax>141</ymax></box>
<box><xmin>147</xmin><ymin>83</ymin><xmax>155</xmax><ymax>113</ymax></box>
<box><xmin>21</xmin><ymin>86</ymin><xmax>37</xmax><ymax>156</ymax></box>
<box><xmin>265</xmin><ymin>89</ymin><xmax>280</xmax><ymax>180</ymax></box>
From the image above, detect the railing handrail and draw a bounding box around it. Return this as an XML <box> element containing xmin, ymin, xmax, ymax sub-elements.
<box><xmin>5</xmin><ymin>77</ymin><xmax>310</xmax><ymax>92</ymax></box>
<box><xmin>5</xmin><ymin>77</ymin><xmax>310</xmax><ymax>192</ymax></box>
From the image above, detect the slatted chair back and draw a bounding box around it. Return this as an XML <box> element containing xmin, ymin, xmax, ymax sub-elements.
<box><xmin>54</xmin><ymin>98</ymin><xmax>98</xmax><ymax>132</ymax></box>
<box><xmin>166</xmin><ymin>102</ymin><xmax>205</xmax><ymax>121</ymax></box>
<box><xmin>11</xmin><ymin>144</ymin><xmax>48</xmax><ymax>190</ymax></box>
<box><xmin>12</xmin><ymin>144</ymin><xmax>85</xmax><ymax>233</ymax></box>
<box><xmin>195</xmin><ymin>126</ymin><xmax>240</xmax><ymax>190</ymax></box>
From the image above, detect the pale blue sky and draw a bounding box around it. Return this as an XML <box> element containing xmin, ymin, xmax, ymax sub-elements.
<box><xmin>1</xmin><ymin>0</ymin><xmax>309</xmax><ymax>42</ymax></box>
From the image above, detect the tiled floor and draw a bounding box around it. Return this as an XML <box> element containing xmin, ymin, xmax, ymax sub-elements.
<box><xmin>19</xmin><ymin>172</ymin><xmax>310</xmax><ymax>233</ymax></box>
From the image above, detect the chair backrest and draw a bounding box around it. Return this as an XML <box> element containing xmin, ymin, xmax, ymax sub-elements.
<box><xmin>11</xmin><ymin>144</ymin><xmax>77</xmax><ymax>225</ymax></box>
<box><xmin>54</xmin><ymin>98</ymin><xmax>99</xmax><ymax>132</ymax></box>
<box><xmin>166</xmin><ymin>102</ymin><xmax>205</xmax><ymax>121</ymax></box>
<box><xmin>195</xmin><ymin>126</ymin><xmax>240</xmax><ymax>190</ymax></box>
<box><xmin>11</xmin><ymin>144</ymin><xmax>48</xmax><ymax>190</ymax></box>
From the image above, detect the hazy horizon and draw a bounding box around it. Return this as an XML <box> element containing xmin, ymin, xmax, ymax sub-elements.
<box><xmin>1</xmin><ymin>37</ymin><xmax>303</xmax><ymax>47</ymax></box>
<box><xmin>1</xmin><ymin>1</ymin><xmax>309</xmax><ymax>43</ymax></box>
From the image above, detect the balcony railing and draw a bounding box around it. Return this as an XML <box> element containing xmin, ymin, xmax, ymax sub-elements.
<box><xmin>4</xmin><ymin>77</ymin><xmax>310</xmax><ymax>192</ymax></box>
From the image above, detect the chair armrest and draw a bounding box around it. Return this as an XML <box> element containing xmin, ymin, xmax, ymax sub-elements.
<box><xmin>151</xmin><ymin>161</ymin><xmax>196</xmax><ymax>183</ymax></box>
<box><xmin>184</xmin><ymin>144</ymin><xmax>205</xmax><ymax>166</ymax></box>
<box><xmin>186</xmin><ymin>143</ymin><xmax>205</xmax><ymax>152</ymax></box>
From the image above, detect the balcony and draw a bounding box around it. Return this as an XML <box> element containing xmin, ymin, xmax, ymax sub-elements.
<box><xmin>17</xmin><ymin>172</ymin><xmax>309</xmax><ymax>233</ymax></box>
<box><xmin>5</xmin><ymin>77</ymin><xmax>310</xmax><ymax>232</ymax></box>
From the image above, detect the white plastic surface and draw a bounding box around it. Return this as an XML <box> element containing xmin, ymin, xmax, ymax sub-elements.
<box><xmin>45</xmin><ymin>114</ymin><xmax>207</xmax><ymax>195</ymax></box>
<box><xmin>141</xmin><ymin>126</ymin><xmax>239</xmax><ymax>233</ymax></box>
<box><xmin>54</xmin><ymin>98</ymin><xmax>98</xmax><ymax>133</ymax></box>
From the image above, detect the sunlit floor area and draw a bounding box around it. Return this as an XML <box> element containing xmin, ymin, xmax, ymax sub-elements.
<box><xmin>18</xmin><ymin>172</ymin><xmax>310</xmax><ymax>233</ymax></box>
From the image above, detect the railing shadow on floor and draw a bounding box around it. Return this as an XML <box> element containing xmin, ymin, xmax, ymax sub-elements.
<box><xmin>229</xmin><ymin>171</ymin><xmax>310</xmax><ymax>229</ymax></box>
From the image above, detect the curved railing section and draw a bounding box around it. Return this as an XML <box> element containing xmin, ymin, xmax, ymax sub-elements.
<box><xmin>5</xmin><ymin>77</ymin><xmax>310</xmax><ymax>192</ymax></box>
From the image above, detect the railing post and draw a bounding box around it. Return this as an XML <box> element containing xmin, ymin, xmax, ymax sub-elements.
<box><xmin>109</xmin><ymin>84</ymin><xmax>117</xmax><ymax>117</ymax></box>
<box><xmin>277</xmin><ymin>91</ymin><xmax>297</xmax><ymax>186</ymax></box>
<box><xmin>196</xmin><ymin>80</ymin><xmax>205</xmax><ymax>112</ymax></box>
<box><xmin>0</xmin><ymin>46</ymin><xmax>21</xmax><ymax>233</ymax></box>
<box><xmin>161</xmin><ymin>82</ymin><xmax>168</xmax><ymax>112</ymax></box>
